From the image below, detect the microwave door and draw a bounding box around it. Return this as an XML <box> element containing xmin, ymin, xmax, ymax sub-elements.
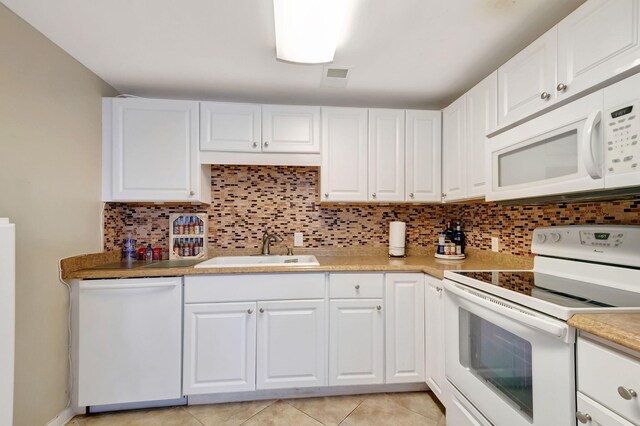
<box><xmin>487</xmin><ymin>91</ymin><xmax>605</xmax><ymax>202</ymax></box>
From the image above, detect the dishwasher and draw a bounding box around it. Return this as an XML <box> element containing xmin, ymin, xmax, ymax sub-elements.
<box><xmin>77</xmin><ymin>277</ymin><xmax>183</xmax><ymax>408</ymax></box>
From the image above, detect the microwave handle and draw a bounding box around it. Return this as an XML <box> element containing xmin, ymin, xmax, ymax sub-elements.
<box><xmin>444</xmin><ymin>280</ymin><xmax>569</xmax><ymax>340</ymax></box>
<box><xmin>582</xmin><ymin>110</ymin><xmax>602</xmax><ymax>179</ymax></box>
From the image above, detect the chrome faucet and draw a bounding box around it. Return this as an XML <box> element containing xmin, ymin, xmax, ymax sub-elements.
<box><xmin>262</xmin><ymin>228</ymin><xmax>283</xmax><ymax>255</ymax></box>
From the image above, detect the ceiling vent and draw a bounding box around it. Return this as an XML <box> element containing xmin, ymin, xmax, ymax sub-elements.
<box><xmin>321</xmin><ymin>66</ymin><xmax>352</xmax><ymax>88</ymax></box>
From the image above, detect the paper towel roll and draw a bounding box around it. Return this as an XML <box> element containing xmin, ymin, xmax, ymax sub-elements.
<box><xmin>389</xmin><ymin>221</ymin><xmax>406</xmax><ymax>257</ymax></box>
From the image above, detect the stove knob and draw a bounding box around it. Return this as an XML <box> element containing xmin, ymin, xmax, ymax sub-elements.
<box><xmin>536</xmin><ymin>233</ymin><xmax>547</xmax><ymax>244</ymax></box>
<box><xmin>550</xmin><ymin>232</ymin><xmax>561</xmax><ymax>243</ymax></box>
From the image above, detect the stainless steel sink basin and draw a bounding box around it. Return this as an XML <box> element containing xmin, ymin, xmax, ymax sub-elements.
<box><xmin>195</xmin><ymin>255</ymin><xmax>320</xmax><ymax>268</ymax></box>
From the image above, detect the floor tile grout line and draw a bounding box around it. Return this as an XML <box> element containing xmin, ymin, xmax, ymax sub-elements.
<box><xmin>337</xmin><ymin>395</ymin><xmax>368</xmax><ymax>426</ymax></box>
<box><xmin>283</xmin><ymin>400</ymin><xmax>327</xmax><ymax>425</ymax></box>
<box><xmin>178</xmin><ymin>405</ymin><xmax>206</xmax><ymax>426</ymax></box>
<box><xmin>236</xmin><ymin>399</ymin><xmax>278</xmax><ymax>425</ymax></box>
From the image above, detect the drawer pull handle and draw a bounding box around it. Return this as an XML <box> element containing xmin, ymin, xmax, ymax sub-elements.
<box><xmin>355</xmin><ymin>285</ymin><xmax>360</xmax><ymax>290</ymax></box>
<box><xmin>576</xmin><ymin>411</ymin><xmax>592</xmax><ymax>424</ymax></box>
<box><xmin>247</xmin><ymin>309</ymin><xmax>253</xmax><ymax>314</ymax></box>
<box><xmin>377</xmin><ymin>305</ymin><xmax>382</xmax><ymax>311</ymax></box>
<box><xmin>618</xmin><ymin>386</ymin><xmax>638</xmax><ymax>400</ymax></box>
<box><xmin>259</xmin><ymin>308</ymin><xmax>265</xmax><ymax>313</ymax></box>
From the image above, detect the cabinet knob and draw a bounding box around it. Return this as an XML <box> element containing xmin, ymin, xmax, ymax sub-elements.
<box><xmin>557</xmin><ymin>83</ymin><xmax>567</xmax><ymax>92</ymax></box>
<box><xmin>252</xmin><ymin>142</ymin><xmax>258</xmax><ymax>148</ymax></box>
<box><xmin>436</xmin><ymin>287</ymin><xmax>443</xmax><ymax>293</ymax></box>
<box><xmin>540</xmin><ymin>91</ymin><xmax>551</xmax><ymax>101</ymax></box>
<box><xmin>264</xmin><ymin>141</ymin><xmax>269</xmax><ymax>147</ymax></box>
<box><xmin>372</xmin><ymin>193</ymin><xmax>377</xmax><ymax>199</ymax></box>
<box><xmin>189</xmin><ymin>191</ymin><xmax>195</xmax><ymax>196</ymax></box>
<box><xmin>441</xmin><ymin>193</ymin><xmax>446</xmax><ymax>198</ymax></box>
<box><xmin>247</xmin><ymin>309</ymin><xmax>253</xmax><ymax>314</ymax></box>
<box><xmin>259</xmin><ymin>308</ymin><xmax>265</xmax><ymax>313</ymax></box>
<box><xmin>324</xmin><ymin>193</ymin><xmax>329</xmax><ymax>199</ymax></box>
<box><xmin>355</xmin><ymin>284</ymin><xmax>360</xmax><ymax>290</ymax></box>
<box><xmin>617</xmin><ymin>386</ymin><xmax>637</xmax><ymax>400</ymax></box>
<box><xmin>576</xmin><ymin>411</ymin><xmax>592</xmax><ymax>424</ymax></box>
<box><xmin>409</xmin><ymin>193</ymin><xmax>415</xmax><ymax>199</ymax></box>
<box><xmin>376</xmin><ymin>305</ymin><xmax>382</xmax><ymax>311</ymax></box>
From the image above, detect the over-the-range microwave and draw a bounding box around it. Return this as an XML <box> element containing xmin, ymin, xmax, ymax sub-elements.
<box><xmin>487</xmin><ymin>72</ymin><xmax>640</xmax><ymax>203</ymax></box>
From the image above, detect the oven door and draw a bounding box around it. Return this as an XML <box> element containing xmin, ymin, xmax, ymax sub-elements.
<box><xmin>444</xmin><ymin>280</ymin><xmax>576</xmax><ymax>426</ymax></box>
<box><xmin>487</xmin><ymin>91</ymin><xmax>604</xmax><ymax>201</ymax></box>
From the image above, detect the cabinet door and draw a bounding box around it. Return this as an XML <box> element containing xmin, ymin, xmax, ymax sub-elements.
<box><xmin>442</xmin><ymin>96</ymin><xmax>467</xmax><ymax>201</ymax></box>
<box><xmin>329</xmin><ymin>299</ymin><xmax>384</xmax><ymax>386</ymax></box>
<box><xmin>111</xmin><ymin>98</ymin><xmax>200</xmax><ymax>201</ymax></box>
<box><xmin>498</xmin><ymin>27</ymin><xmax>557</xmax><ymax>126</ymax></box>
<box><xmin>262</xmin><ymin>105</ymin><xmax>320</xmax><ymax>153</ymax></box>
<box><xmin>558</xmin><ymin>0</ymin><xmax>640</xmax><ymax>101</ymax></box>
<box><xmin>425</xmin><ymin>276</ymin><xmax>445</xmax><ymax>400</ymax></box>
<box><xmin>405</xmin><ymin>110</ymin><xmax>442</xmax><ymax>202</ymax></box>
<box><xmin>320</xmin><ymin>107</ymin><xmax>368</xmax><ymax>202</ymax></box>
<box><xmin>200</xmin><ymin>102</ymin><xmax>261</xmax><ymax>152</ymax></box>
<box><xmin>385</xmin><ymin>273</ymin><xmax>425</xmax><ymax>384</ymax></box>
<box><xmin>368</xmin><ymin>109</ymin><xmax>405</xmax><ymax>202</ymax></box>
<box><xmin>465</xmin><ymin>72</ymin><xmax>497</xmax><ymax>199</ymax></box>
<box><xmin>256</xmin><ymin>300</ymin><xmax>327</xmax><ymax>389</ymax></box>
<box><xmin>183</xmin><ymin>302</ymin><xmax>257</xmax><ymax>395</ymax></box>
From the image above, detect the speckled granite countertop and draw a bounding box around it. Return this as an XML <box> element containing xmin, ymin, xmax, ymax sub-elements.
<box><xmin>61</xmin><ymin>247</ymin><xmax>533</xmax><ymax>281</ymax></box>
<box><xmin>568</xmin><ymin>313</ymin><xmax>640</xmax><ymax>353</ymax></box>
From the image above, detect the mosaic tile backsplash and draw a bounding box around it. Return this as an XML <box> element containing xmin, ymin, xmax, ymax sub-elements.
<box><xmin>104</xmin><ymin>165</ymin><xmax>640</xmax><ymax>258</ymax></box>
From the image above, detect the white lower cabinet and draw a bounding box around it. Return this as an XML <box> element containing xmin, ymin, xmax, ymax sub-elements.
<box><xmin>425</xmin><ymin>276</ymin><xmax>445</xmax><ymax>400</ymax></box>
<box><xmin>256</xmin><ymin>299</ymin><xmax>327</xmax><ymax>390</ymax></box>
<box><xmin>385</xmin><ymin>273</ymin><xmax>425</xmax><ymax>384</ymax></box>
<box><xmin>329</xmin><ymin>299</ymin><xmax>385</xmax><ymax>386</ymax></box>
<box><xmin>577</xmin><ymin>392</ymin><xmax>636</xmax><ymax>426</ymax></box>
<box><xmin>183</xmin><ymin>302</ymin><xmax>257</xmax><ymax>395</ymax></box>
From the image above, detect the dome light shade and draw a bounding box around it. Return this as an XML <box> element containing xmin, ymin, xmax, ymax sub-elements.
<box><xmin>273</xmin><ymin>0</ymin><xmax>346</xmax><ymax>64</ymax></box>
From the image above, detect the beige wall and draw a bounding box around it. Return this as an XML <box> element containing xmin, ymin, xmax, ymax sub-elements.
<box><xmin>0</xmin><ymin>4</ymin><xmax>117</xmax><ymax>425</ymax></box>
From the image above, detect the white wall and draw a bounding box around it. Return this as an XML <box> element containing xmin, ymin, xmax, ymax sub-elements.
<box><xmin>0</xmin><ymin>4</ymin><xmax>117</xmax><ymax>425</ymax></box>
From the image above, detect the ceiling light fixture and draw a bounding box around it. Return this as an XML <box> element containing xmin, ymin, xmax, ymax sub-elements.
<box><xmin>273</xmin><ymin>0</ymin><xmax>347</xmax><ymax>64</ymax></box>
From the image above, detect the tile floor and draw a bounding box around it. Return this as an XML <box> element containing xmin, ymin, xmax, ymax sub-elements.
<box><xmin>68</xmin><ymin>391</ymin><xmax>446</xmax><ymax>426</ymax></box>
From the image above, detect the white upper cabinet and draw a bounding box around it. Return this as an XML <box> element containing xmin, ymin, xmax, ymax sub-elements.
<box><xmin>262</xmin><ymin>105</ymin><xmax>321</xmax><ymax>153</ymax></box>
<box><xmin>558</xmin><ymin>0</ymin><xmax>640</xmax><ymax>100</ymax></box>
<box><xmin>405</xmin><ymin>110</ymin><xmax>442</xmax><ymax>202</ymax></box>
<box><xmin>442</xmin><ymin>96</ymin><xmax>467</xmax><ymax>201</ymax></box>
<box><xmin>200</xmin><ymin>102</ymin><xmax>261</xmax><ymax>152</ymax></box>
<box><xmin>498</xmin><ymin>27</ymin><xmax>558</xmax><ymax>126</ymax></box>
<box><xmin>105</xmin><ymin>98</ymin><xmax>210</xmax><ymax>203</ymax></box>
<box><xmin>466</xmin><ymin>72</ymin><xmax>498</xmax><ymax>199</ymax></box>
<box><xmin>368</xmin><ymin>109</ymin><xmax>406</xmax><ymax>202</ymax></box>
<box><xmin>320</xmin><ymin>107</ymin><xmax>369</xmax><ymax>202</ymax></box>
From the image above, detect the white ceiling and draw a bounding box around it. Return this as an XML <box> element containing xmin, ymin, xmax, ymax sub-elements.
<box><xmin>2</xmin><ymin>0</ymin><xmax>586</xmax><ymax>109</ymax></box>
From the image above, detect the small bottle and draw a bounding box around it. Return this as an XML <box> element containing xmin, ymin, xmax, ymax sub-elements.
<box><xmin>454</xmin><ymin>223</ymin><xmax>466</xmax><ymax>255</ymax></box>
<box><xmin>177</xmin><ymin>217</ymin><xmax>184</xmax><ymax>235</ymax></box>
<box><xmin>145</xmin><ymin>244</ymin><xmax>153</xmax><ymax>264</ymax></box>
<box><xmin>173</xmin><ymin>240</ymin><xmax>180</xmax><ymax>256</ymax></box>
<box><xmin>173</xmin><ymin>219</ymin><xmax>179</xmax><ymax>235</ymax></box>
<box><xmin>437</xmin><ymin>232</ymin><xmax>445</xmax><ymax>255</ymax></box>
<box><xmin>444</xmin><ymin>221</ymin><xmax>454</xmax><ymax>242</ymax></box>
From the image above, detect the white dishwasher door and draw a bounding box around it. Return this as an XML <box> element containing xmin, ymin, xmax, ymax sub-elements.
<box><xmin>78</xmin><ymin>277</ymin><xmax>182</xmax><ymax>407</ymax></box>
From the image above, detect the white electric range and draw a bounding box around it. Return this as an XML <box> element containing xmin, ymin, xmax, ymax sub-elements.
<box><xmin>442</xmin><ymin>225</ymin><xmax>640</xmax><ymax>426</ymax></box>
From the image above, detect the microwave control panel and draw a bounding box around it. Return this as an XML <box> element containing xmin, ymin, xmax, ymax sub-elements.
<box><xmin>604</xmin><ymin>101</ymin><xmax>640</xmax><ymax>175</ymax></box>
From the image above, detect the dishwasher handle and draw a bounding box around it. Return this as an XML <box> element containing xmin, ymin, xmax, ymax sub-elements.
<box><xmin>79</xmin><ymin>281</ymin><xmax>179</xmax><ymax>290</ymax></box>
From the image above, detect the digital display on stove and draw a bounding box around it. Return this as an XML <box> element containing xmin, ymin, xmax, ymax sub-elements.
<box><xmin>611</xmin><ymin>106</ymin><xmax>633</xmax><ymax>118</ymax></box>
<box><xmin>594</xmin><ymin>232</ymin><xmax>610</xmax><ymax>240</ymax></box>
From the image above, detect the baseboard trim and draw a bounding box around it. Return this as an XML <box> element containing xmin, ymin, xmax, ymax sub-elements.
<box><xmin>188</xmin><ymin>383</ymin><xmax>429</xmax><ymax>405</ymax></box>
<box><xmin>45</xmin><ymin>406</ymin><xmax>77</xmax><ymax>426</ymax></box>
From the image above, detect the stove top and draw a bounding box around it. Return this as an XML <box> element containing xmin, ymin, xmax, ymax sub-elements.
<box><xmin>445</xmin><ymin>270</ymin><xmax>640</xmax><ymax>320</ymax></box>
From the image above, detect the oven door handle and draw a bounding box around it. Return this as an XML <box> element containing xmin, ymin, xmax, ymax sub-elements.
<box><xmin>444</xmin><ymin>281</ymin><xmax>569</xmax><ymax>340</ymax></box>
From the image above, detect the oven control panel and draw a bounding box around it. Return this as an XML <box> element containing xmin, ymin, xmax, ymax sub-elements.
<box><xmin>532</xmin><ymin>226</ymin><xmax>640</xmax><ymax>268</ymax></box>
<box><xmin>604</xmin><ymin>101</ymin><xmax>640</xmax><ymax>174</ymax></box>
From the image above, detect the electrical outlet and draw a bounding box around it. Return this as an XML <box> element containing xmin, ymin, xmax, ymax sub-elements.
<box><xmin>294</xmin><ymin>232</ymin><xmax>304</xmax><ymax>247</ymax></box>
<box><xmin>491</xmin><ymin>237</ymin><xmax>499</xmax><ymax>252</ymax></box>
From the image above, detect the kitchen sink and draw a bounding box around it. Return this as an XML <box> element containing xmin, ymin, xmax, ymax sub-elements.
<box><xmin>194</xmin><ymin>255</ymin><xmax>320</xmax><ymax>268</ymax></box>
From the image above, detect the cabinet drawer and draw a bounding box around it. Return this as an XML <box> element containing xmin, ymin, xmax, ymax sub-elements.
<box><xmin>577</xmin><ymin>337</ymin><xmax>640</xmax><ymax>424</ymax></box>
<box><xmin>329</xmin><ymin>273</ymin><xmax>384</xmax><ymax>298</ymax></box>
<box><xmin>185</xmin><ymin>273</ymin><xmax>325</xmax><ymax>303</ymax></box>
<box><xmin>577</xmin><ymin>392</ymin><xmax>636</xmax><ymax>426</ymax></box>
